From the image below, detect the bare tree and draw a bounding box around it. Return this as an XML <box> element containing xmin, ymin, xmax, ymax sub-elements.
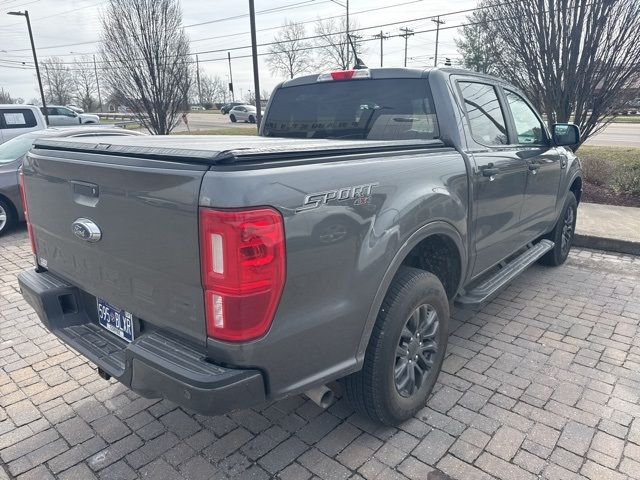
<box><xmin>72</xmin><ymin>56</ymin><xmax>98</xmax><ymax>112</ymax></box>
<box><xmin>243</xmin><ymin>90</ymin><xmax>256</xmax><ymax>106</ymax></box>
<box><xmin>267</xmin><ymin>20</ymin><xmax>312</xmax><ymax>79</ymax></box>
<box><xmin>100</xmin><ymin>0</ymin><xmax>192</xmax><ymax>134</ymax></box>
<box><xmin>0</xmin><ymin>88</ymin><xmax>23</xmax><ymax>104</ymax></box>
<box><xmin>196</xmin><ymin>74</ymin><xmax>226</xmax><ymax>108</ymax></box>
<box><xmin>314</xmin><ymin>17</ymin><xmax>364</xmax><ymax>70</ymax></box>
<box><xmin>455</xmin><ymin>10</ymin><xmax>498</xmax><ymax>75</ymax></box>
<box><xmin>483</xmin><ymin>0</ymin><xmax>640</xmax><ymax>146</ymax></box>
<box><xmin>41</xmin><ymin>57</ymin><xmax>75</xmax><ymax>105</ymax></box>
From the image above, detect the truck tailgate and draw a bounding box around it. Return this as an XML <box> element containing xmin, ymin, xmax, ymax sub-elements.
<box><xmin>23</xmin><ymin>146</ymin><xmax>209</xmax><ymax>345</ymax></box>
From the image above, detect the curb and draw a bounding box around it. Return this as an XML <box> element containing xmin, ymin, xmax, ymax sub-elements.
<box><xmin>574</xmin><ymin>234</ymin><xmax>640</xmax><ymax>256</ymax></box>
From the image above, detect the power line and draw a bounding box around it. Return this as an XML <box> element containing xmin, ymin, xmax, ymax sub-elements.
<box><xmin>0</xmin><ymin>0</ymin><xmax>429</xmax><ymax>56</ymax></box>
<box><xmin>0</xmin><ymin>0</ymin><xmax>566</xmax><ymax>74</ymax></box>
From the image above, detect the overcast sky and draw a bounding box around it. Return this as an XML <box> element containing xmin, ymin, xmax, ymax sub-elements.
<box><xmin>0</xmin><ymin>0</ymin><xmax>476</xmax><ymax>103</ymax></box>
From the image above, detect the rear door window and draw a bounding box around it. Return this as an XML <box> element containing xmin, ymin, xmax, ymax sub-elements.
<box><xmin>264</xmin><ymin>78</ymin><xmax>439</xmax><ymax>140</ymax></box>
<box><xmin>458</xmin><ymin>82</ymin><xmax>508</xmax><ymax>146</ymax></box>
<box><xmin>1</xmin><ymin>109</ymin><xmax>37</xmax><ymax>129</ymax></box>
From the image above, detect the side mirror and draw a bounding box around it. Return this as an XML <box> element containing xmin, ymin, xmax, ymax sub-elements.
<box><xmin>552</xmin><ymin>123</ymin><xmax>580</xmax><ymax>146</ymax></box>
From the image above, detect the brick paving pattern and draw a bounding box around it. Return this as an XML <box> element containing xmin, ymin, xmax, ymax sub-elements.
<box><xmin>2</xmin><ymin>227</ymin><xmax>640</xmax><ymax>479</ymax></box>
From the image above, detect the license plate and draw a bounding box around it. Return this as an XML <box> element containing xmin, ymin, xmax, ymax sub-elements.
<box><xmin>97</xmin><ymin>298</ymin><xmax>134</xmax><ymax>342</ymax></box>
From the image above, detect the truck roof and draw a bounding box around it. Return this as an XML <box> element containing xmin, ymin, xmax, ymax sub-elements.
<box><xmin>280</xmin><ymin>67</ymin><xmax>510</xmax><ymax>88</ymax></box>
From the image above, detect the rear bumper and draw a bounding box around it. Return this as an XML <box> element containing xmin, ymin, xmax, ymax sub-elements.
<box><xmin>18</xmin><ymin>268</ymin><xmax>266</xmax><ymax>416</ymax></box>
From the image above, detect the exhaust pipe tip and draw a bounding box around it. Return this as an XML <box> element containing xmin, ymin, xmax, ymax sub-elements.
<box><xmin>304</xmin><ymin>384</ymin><xmax>335</xmax><ymax>409</ymax></box>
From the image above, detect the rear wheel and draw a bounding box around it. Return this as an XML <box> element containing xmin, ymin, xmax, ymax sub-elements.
<box><xmin>344</xmin><ymin>267</ymin><xmax>449</xmax><ymax>425</ymax></box>
<box><xmin>0</xmin><ymin>198</ymin><xmax>16</xmax><ymax>236</ymax></box>
<box><xmin>230</xmin><ymin>114</ymin><xmax>237</xmax><ymax>123</ymax></box>
<box><xmin>539</xmin><ymin>192</ymin><xmax>577</xmax><ymax>266</ymax></box>
<box><xmin>249</xmin><ymin>115</ymin><xmax>256</xmax><ymax>124</ymax></box>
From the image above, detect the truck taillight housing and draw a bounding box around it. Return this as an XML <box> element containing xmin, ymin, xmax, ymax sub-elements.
<box><xmin>18</xmin><ymin>168</ymin><xmax>36</xmax><ymax>254</ymax></box>
<box><xmin>200</xmin><ymin>208</ymin><xmax>285</xmax><ymax>342</ymax></box>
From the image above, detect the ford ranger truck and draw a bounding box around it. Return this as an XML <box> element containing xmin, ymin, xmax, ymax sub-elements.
<box><xmin>17</xmin><ymin>68</ymin><xmax>582</xmax><ymax>425</ymax></box>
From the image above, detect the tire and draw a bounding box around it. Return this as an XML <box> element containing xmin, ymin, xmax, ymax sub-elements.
<box><xmin>249</xmin><ymin>115</ymin><xmax>256</xmax><ymax>124</ymax></box>
<box><xmin>0</xmin><ymin>198</ymin><xmax>16</xmax><ymax>236</ymax></box>
<box><xmin>539</xmin><ymin>192</ymin><xmax>578</xmax><ymax>266</ymax></box>
<box><xmin>230</xmin><ymin>114</ymin><xmax>237</xmax><ymax>123</ymax></box>
<box><xmin>344</xmin><ymin>266</ymin><xmax>449</xmax><ymax>425</ymax></box>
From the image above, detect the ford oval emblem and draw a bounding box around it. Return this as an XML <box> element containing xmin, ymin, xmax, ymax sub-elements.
<box><xmin>72</xmin><ymin>218</ymin><xmax>102</xmax><ymax>243</ymax></box>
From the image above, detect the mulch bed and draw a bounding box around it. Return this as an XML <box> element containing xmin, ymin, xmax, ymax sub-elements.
<box><xmin>582</xmin><ymin>180</ymin><xmax>640</xmax><ymax>208</ymax></box>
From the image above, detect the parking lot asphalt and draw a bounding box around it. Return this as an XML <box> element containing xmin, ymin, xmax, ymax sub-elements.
<box><xmin>170</xmin><ymin>113</ymin><xmax>640</xmax><ymax>147</ymax></box>
<box><xmin>2</xmin><ymin>227</ymin><xmax>640</xmax><ymax>480</ymax></box>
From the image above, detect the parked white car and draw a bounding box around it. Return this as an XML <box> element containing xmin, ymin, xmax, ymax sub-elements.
<box><xmin>41</xmin><ymin>105</ymin><xmax>100</xmax><ymax>126</ymax></box>
<box><xmin>229</xmin><ymin>105</ymin><xmax>257</xmax><ymax>123</ymax></box>
<box><xmin>0</xmin><ymin>104</ymin><xmax>46</xmax><ymax>145</ymax></box>
<box><xmin>66</xmin><ymin>105</ymin><xmax>84</xmax><ymax>114</ymax></box>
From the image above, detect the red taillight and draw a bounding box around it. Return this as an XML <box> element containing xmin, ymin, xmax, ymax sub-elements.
<box><xmin>18</xmin><ymin>169</ymin><xmax>36</xmax><ymax>254</ymax></box>
<box><xmin>331</xmin><ymin>70</ymin><xmax>356</xmax><ymax>81</ymax></box>
<box><xmin>200</xmin><ymin>208</ymin><xmax>285</xmax><ymax>342</ymax></box>
<box><xmin>317</xmin><ymin>69</ymin><xmax>371</xmax><ymax>82</ymax></box>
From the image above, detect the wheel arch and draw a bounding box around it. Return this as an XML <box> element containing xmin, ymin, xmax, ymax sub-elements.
<box><xmin>569</xmin><ymin>175</ymin><xmax>582</xmax><ymax>204</ymax></box>
<box><xmin>355</xmin><ymin>221</ymin><xmax>467</xmax><ymax>363</ymax></box>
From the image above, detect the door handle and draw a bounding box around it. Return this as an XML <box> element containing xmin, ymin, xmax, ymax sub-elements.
<box><xmin>481</xmin><ymin>167</ymin><xmax>500</xmax><ymax>177</ymax></box>
<box><xmin>528</xmin><ymin>164</ymin><xmax>540</xmax><ymax>171</ymax></box>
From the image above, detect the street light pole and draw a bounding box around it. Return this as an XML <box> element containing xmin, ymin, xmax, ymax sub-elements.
<box><xmin>195</xmin><ymin>54</ymin><xmax>202</xmax><ymax>106</ymax></box>
<box><xmin>328</xmin><ymin>0</ymin><xmax>349</xmax><ymax>68</ymax></box>
<box><xmin>8</xmin><ymin>10</ymin><xmax>48</xmax><ymax>125</ymax></box>
<box><xmin>248</xmin><ymin>0</ymin><xmax>262</xmax><ymax>128</ymax></box>
<box><xmin>93</xmin><ymin>54</ymin><xmax>103</xmax><ymax>112</ymax></box>
<box><xmin>227</xmin><ymin>52</ymin><xmax>235</xmax><ymax>101</ymax></box>
<box><xmin>346</xmin><ymin>0</ymin><xmax>349</xmax><ymax>68</ymax></box>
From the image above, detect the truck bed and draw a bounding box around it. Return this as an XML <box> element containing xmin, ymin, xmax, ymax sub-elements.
<box><xmin>33</xmin><ymin>135</ymin><xmax>446</xmax><ymax>165</ymax></box>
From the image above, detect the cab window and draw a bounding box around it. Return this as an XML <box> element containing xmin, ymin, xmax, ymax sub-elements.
<box><xmin>505</xmin><ymin>90</ymin><xmax>547</xmax><ymax>145</ymax></box>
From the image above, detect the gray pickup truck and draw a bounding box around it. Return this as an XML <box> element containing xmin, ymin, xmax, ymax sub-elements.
<box><xmin>18</xmin><ymin>68</ymin><xmax>582</xmax><ymax>425</ymax></box>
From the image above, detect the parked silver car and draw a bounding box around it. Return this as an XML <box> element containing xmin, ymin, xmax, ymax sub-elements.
<box><xmin>0</xmin><ymin>127</ymin><xmax>143</xmax><ymax>235</ymax></box>
<box><xmin>40</xmin><ymin>105</ymin><xmax>100</xmax><ymax>126</ymax></box>
<box><xmin>229</xmin><ymin>105</ymin><xmax>257</xmax><ymax>123</ymax></box>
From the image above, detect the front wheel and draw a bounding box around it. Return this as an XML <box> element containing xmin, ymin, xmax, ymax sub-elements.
<box><xmin>539</xmin><ymin>192</ymin><xmax>577</xmax><ymax>266</ymax></box>
<box><xmin>248</xmin><ymin>115</ymin><xmax>256</xmax><ymax>124</ymax></box>
<box><xmin>343</xmin><ymin>267</ymin><xmax>449</xmax><ymax>425</ymax></box>
<box><xmin>229</xmin><ymin>114</ymin><xmax>237</xmax><ymax>123</ymax></box>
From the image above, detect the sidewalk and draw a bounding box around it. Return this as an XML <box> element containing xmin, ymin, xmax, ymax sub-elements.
<box><xmin>575</xmin><ymin>202</ymin><xmax>640</xmax><ymax>255</ymax></box>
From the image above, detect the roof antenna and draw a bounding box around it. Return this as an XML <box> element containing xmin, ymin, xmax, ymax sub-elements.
<box><xmin>348</xmin><ymin>34</ymin><xmax>367</xmax><ymax>69</ymax></box>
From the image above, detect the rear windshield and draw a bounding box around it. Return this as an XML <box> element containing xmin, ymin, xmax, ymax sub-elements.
<box><xmin>263</xmin><ymin>78</ymin><xmax>439</xmax><ymax>140</ymax></box>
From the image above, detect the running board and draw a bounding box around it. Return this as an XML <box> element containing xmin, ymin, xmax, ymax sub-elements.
<box><xmin>455</xmin><ymin>240</ymin><xmax>554</xmax><ymax>308</ymax></box>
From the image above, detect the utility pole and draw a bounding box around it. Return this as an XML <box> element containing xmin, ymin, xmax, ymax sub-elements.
<box><xmin>248</xmin><ymin>0</ymin><xmax>262</xmax><ymax>127</ymax></box>
<box><xmin>432</xmin><ymin>16</ymin><xmax>445</xmax><ymax>67</ymax></box>
<box><xmin>399</xmin><ymin>27</ymin><xmax>414</xmax><ymax>68</ymax></box>
<box><xmin>227</xmin><ymin>52</ymin><xmax>235</xmax><ymax>101</ymax></box>
<box><xmin>93</xmin><ymin>54</ymin><xmax>102</xmax><ymax>112</ymax></box>
<box><xmin>372</xmin><ymin>30</ymin><xmax>389</xmax><ymax>67</ymax></box>
<box><xmin>8</xmin><ymin>10</ymin><xmax>48</xmax><ymax>124</ymax></box>
<box><xmin>195</xmin><ymin>54</ymin><xmax>202</xmax><ymax>106</ymax></box>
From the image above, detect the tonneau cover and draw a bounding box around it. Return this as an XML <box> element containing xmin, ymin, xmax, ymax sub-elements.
<box><xmin>32</xmin><ymin>135</ymin><xmax>445</xmax><ymax>164</ymax></box>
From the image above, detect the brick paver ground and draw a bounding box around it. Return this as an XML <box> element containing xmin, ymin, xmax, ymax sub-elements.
<box><xmin>2</xmin><ymin>227</ymin><xmax>640</xmax><ymax>480</ymax></box>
